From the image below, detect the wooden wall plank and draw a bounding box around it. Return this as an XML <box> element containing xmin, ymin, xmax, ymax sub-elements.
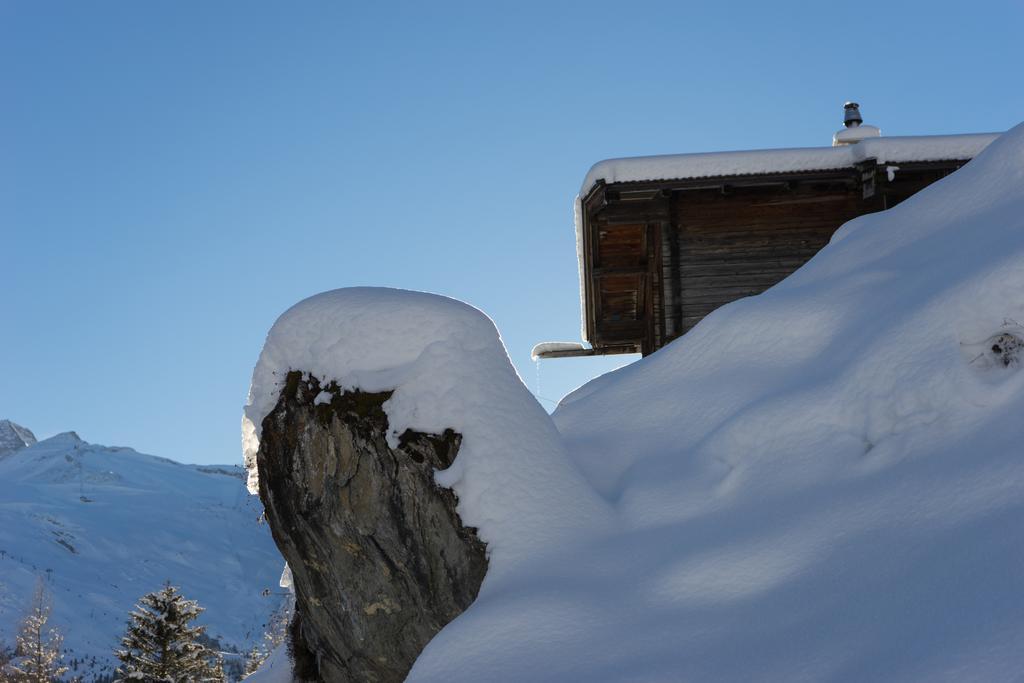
<box><xmin>672</xmin><ymin>185</ymin><xmax>863</xmax><ymax>336</ymax></box>
<box><xmin>586</xmin><ymin>164</ymin><xmax>966</xmax><ymax>354</ymax></box>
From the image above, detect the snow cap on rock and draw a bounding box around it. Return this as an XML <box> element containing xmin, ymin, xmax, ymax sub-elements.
<box><xmin>243</xmin><ymin>287</ymin><xmax>613</xmax><ymax>574</ymax></box>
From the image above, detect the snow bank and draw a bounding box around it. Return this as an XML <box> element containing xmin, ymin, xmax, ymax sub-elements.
<box><xmin>242</xmin><ymin>288</ymin><xmax>612</xmax><ymax>575</ymax></box>
<box><xmin>406</xmin><ymin>125</ymin><xmax>1024</xmax><ymax>681</ymax></box>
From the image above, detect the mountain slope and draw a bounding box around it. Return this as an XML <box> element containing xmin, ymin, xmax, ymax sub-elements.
<box><xmin>0</xmin><ymin>419</ymin><xmax>36</xmax><ymax>457</ymax></box>
<box><xmin>0</xmin><ymin>431</ymin><xmax>285</xmax><ymax>681</ymax></box>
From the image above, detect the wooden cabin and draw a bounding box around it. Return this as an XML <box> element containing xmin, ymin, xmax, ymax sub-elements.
<box><xmin>540</xmin><ymin>105</ymin><xmax>999</xmax><ymax>359</ymax></box>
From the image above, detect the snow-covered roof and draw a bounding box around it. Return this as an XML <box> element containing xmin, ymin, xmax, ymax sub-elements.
<box><xmin>580</xmin><ymin>133</ymin><xmax>1000</xmax><ymax>196</ymax></box>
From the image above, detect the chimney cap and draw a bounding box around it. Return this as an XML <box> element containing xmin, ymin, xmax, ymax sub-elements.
<box><xmin>833</xmin><ymin>101</ymin><xmax>880</xmax><ymax>146</ymax></box>
<box><xmin>843</xmin><ymin>102</ymin><xmax>863</xmax><ymax>128</ymax></box>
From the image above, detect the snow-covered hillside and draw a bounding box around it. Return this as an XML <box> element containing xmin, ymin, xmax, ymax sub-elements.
<box><xmin>414</xmin><ymin>124</ymin><xmax>1024</xmax><ymax>681</ymax></box>
<box><xmin>0</xmin><ymin>431</ymin><xmax>285</xmax><ymax>681</ymax></box>
<box><xmin>247</xmin><ymin>120</ymin><xmax>1024</xmax><ymax>682</ymax></box>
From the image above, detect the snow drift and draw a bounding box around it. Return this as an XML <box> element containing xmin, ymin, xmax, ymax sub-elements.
<box><xmin>246</xmin><ymin>122</ymin><xmax>1024</xmax><ymax>682</ymax></box>
<box><xmin>438</xmin><ymin>124</ymin><xmax>1024</xmax><ymax>681</ymax></box>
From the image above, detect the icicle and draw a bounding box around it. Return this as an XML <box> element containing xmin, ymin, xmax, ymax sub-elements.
<box><xmin>534</xmin><ymin>359</ymin><xmax>542</xmax><ymax>399</ymax></box>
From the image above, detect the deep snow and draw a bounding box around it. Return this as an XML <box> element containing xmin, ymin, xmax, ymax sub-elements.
<box><xmin>246</xmin><ymin>122</ymin><xmax>1024</xmax><ymax>681</ymax></box>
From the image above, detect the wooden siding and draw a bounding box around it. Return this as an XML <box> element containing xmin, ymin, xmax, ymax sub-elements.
<box><xmin>583</xmin><ymin>161</ymin><xmax>967</xmax><ymax>356</ymax></box>
<box><xmin>590</xmin><ymin>222</ymin><xmax>655</xmax><ymax>351</ymax></box>
<box><xmin>670</xmin><ymin>185</ymin><xmax>862</xmax><ymax>337</ymax></box>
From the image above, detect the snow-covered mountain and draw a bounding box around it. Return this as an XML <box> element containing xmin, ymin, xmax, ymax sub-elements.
<box><xmin>0</xmin><ymin>419</ymin><xmax>36</xmax><ymax>457</ymax></box>
<box><xmin>0</xmin><ymin>429</ymin><xmax>286</xmax><ymax>681</ymax></box>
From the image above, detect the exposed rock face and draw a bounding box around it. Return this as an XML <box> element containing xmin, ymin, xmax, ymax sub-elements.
<box><xmin>256</xmin><ymin>371</ymin><xmax>488</xmax><ymax>682</ymax></box>
<box><xmin>0</xmin><ymin>419</ymin><xmax>37</xmax><ymax>458</ymax></box>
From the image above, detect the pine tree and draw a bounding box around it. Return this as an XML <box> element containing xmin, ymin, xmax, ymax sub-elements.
<box><xmin>242</xmin><ymin>645</ymin><xmax>264</xmax><ymax>678</ymax></box>
<box><xmin>6</xmin><ymin>579</ymin><xmax>68</xmax><ymax>683</ymax></box>
<box><xmin>0</xmin><ymin>640</ymin><xmax>14</xmax><ymax>683</ymax></box>
<box><xmin>114</xmin><ymin>583</ymin><xmax>223</xmax><ymax>683</ymax></box>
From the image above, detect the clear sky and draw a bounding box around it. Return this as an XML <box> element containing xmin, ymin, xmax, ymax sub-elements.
<box><xmin>3</xmin><ymin>1</ymin><xmax>1023</xmax><ymax>465</ymax></box>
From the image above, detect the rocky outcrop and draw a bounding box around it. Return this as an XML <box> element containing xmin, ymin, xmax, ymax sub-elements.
<box><xmin>0</xmin><ymin>419</ymin><xmax>37</xmax><ymax>458</ymax></box>
<box><xmin>255</xmin><ymin>371</ymin><xmax>488</xmax><ymax>682</ymax></box>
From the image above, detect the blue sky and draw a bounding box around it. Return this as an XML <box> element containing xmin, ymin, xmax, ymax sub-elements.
<box><xmin>3</xmin><ymin>1</ymin><xmax>1023</xmax><ymax>464</ymax></box>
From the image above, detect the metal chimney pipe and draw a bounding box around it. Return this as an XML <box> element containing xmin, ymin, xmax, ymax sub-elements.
<box><xmin>844</xmin><ymin>102</ymin><xmax>863</xmax><ymax>128</ymax></box>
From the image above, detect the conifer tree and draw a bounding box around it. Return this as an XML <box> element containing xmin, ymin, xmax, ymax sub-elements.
<box><xmin>114</xmin><ymin>583</ymin><xmax>222</xmax><ymax>683</ymax></box>
<box><xmin>242</xmin><ymin>645</ymin><xmax>263</xmax><ymax>678</ymax></box>
<box><xmin>0</xmin><ymin>642</ymin><xmax>12</xmax><ymax>681</ymax></box>
<box><xmin>6</xmin><ymin>579</ymin><xmax>68</xmax><ymax>683</ymax></box>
